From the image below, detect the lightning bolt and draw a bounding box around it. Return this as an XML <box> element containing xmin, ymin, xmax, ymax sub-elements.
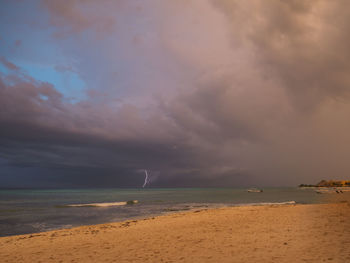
<box><xmin>142</xmin><ymin>169</ymin><xmax>149</xmax><ymax>188</ymax></box>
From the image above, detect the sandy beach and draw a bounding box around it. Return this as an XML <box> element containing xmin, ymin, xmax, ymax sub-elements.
<box><xmin>1</xmin><ymin>201</ymin><xmax>349</xmax><ymax>263</ymax></box>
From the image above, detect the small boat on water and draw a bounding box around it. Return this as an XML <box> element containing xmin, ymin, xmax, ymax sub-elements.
<box><xmin>247</xmin><ymin>188</ymin><xmax>263</xmax><ymax>193</ymax></box>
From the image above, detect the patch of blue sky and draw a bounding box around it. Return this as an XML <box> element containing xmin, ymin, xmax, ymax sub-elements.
<box><xmin>0</xmin><ymin>63</ymin><xmax>18</xmax><ymax>87</ymax></box>
<box><xmin>39</xmin><ymin>94</ymin><xmax>49</xmax><ymax>101</ymax></box>
<box><xmin>0</xmin><ymin>63</ymin><xmax>9</xmax><ymax>75</ymax></box>
<box><xmin>19</xmin><ymin>62</ymin><xmax>87</xmax><ymax>103</ymax></box>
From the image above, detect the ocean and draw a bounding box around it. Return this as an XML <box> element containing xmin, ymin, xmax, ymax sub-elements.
<box><xmin>0</xmin><ymin>187</ymin><xmax>326</xmax><ymax>237</ymax></box>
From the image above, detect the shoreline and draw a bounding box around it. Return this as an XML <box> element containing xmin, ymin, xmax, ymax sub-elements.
<box><xmin>0</xmin><ymin>200</ymin><xmax>300</xmax><ymax>238</ymax></box>
<box><xmin>1</xmin><ymin>187</ymin><xmax>340</xmax><ymax>237</ymax></box>
<box><xmin>1</xmin><ymin>201</ymin><xmax>298</xmax><ymax>239</ymax></box>
<box><xmin>1</xmin><ymin>202</ymin><xmax>349</xmax><ymax>262</ymax></box>
<box><xmin>0</xmin><ymin>199</ymin><xmax>345</xmax><ymax>237</ymax></box>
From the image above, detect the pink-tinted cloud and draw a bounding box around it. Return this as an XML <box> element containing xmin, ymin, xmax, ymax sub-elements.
<box><xmin>1</xmin><ymin>0</ymin><xmax>350</xmax><ymax>187</ymax></box>
<box><xmin>0</xmin><ymin>57</ymin><xmax>20</xmax><ymax>71</ymax></box>
<box><xmin>41</xmin><ymin>0</ymin><xmax>116</xmax><ymax>37</ymax></box>
<box><xmin>14</xmin><ymin>39</ymin><xmax>21</xmax><ymax>47</ymax></box>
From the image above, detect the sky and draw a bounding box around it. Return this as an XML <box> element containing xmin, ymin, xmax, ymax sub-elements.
<box><xmin>1</xmin><ymin>0</ymin><xmax>350</xmax><ymax>188</ymax></box>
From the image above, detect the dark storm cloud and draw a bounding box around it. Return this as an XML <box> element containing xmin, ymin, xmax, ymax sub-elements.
<box><xmin>0</xmin><ymin>61</ymin><xmax>198</xmax><ymax>187</ymax></box>
<box><xmin>1</xmin><ymin>0</ymin><xmax>350</xmax><ymax>187</ymax></box>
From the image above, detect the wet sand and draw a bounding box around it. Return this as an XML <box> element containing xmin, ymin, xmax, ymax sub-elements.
<box><xmin>1</xmin><ymin>201</ymin><xmax>350</xmax><ymax>262</ymax></box>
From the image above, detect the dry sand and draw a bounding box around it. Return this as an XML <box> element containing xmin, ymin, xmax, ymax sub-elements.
<box><xmin>1</xmin><ymin>201</ymin><xmax>350</xmax><ymax>263</ymax></box>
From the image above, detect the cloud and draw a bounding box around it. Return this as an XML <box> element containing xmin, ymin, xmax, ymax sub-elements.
<box><xmin>41</xmin><ymin>0</ymin><xmax>118</xmax><ymax>37</ymax></box>
<box><xmin>1</xmin><ymin>0</ymin><xmax>350</xmax><ymax>187</ymax></box>
<box><xmin>0</xmin><ymin>62</ymin><xmax>194</xmax><ymax>187</ymax></box>
<box><xmin>0</xmin><ymin>57</ymin><xmax>20</xmax><ymax>71</ymax></box>
<box><xmin>14</xmin><ymin>40</ymin><xmax>21</xmax><ymax>47</ymax></box>
<box><xmin>212</xmin><ymin>0</ymin><xmax>350</xmax><ymax>109</ymax></box>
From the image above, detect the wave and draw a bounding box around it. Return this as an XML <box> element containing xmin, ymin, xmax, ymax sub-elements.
<box><xmin>64</xmin><ymin>200</ymin><xmax>138</xmax><ymax>207</ymax></box>
<box><xmin>235</xmin><ymin>201</ymin><xmax>296</xmax><ymax>207</ymax></box>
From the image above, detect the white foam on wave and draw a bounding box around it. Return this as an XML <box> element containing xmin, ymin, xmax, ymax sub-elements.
<box><xmin>66</xmin><ymin>200</ymin><xmax>138</xmax><ymax>207</ymax></box>
<box><xmin>236</xmin><ymin>201</ymin><xmax>296</xmax><ymax>207</ymax></box>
